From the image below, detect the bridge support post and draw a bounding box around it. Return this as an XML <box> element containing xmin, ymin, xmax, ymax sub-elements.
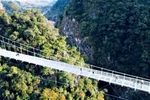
<box><xmin>20</xmin><ymin>47</ymin><xmax>22</xmax><ymax>54</ymax></box>
<box><xmin>7</xmin><ymin>39</ymin><xmax>10</xmax><ymax>51</ymax></box>
<box><xmin>2</xmin><ymin>37</ymin><xmax>5</xmax><ymax>49</ymax></box>
<box><xmin>33</xmin><ymin>48</ymin><xmax>35</xmax><ymax>56</ymax></box>
<box><xmin>134</xmin><ymin>77</ymin><xmax>138</xmax><ymax>91</ymax></box>
<box><xmin>13</xmin><ymin>41</ymin><xmax>16</xmax><ymax>52</ymax></box>
<box><xmin>109</xmin><ymin>71</ymin><xmax>114</xmax><ymax>84</ymax></box>
<box><xmin>100</xmin><ymin>68</ymin><xmax>103</xmax><ymax>75</ymax></box>
<box><xmin>19</xmin><ymin>43</ymin><xmax>22</xmax><ymax>54</ymax></box>
<box><xmin>121</xmin><ymin>74</ymin><xmax>125</xmax><ymax>87</ymax></box>
<box><xmin>27</xmin><ymin>50</ymin><xmax>29</xmax><ymax>55</ymax></box>
<box><xmin>149</xmin><ymin>83</ymin><xmax>150</xmax><ymax>93</ymax></box>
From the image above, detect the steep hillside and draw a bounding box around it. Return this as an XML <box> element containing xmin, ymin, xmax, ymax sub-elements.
<box><xmin>1</xmin><ymin>0</ymin><xmax>55</xmax><ymax>15</ymax></box>
<box><xmin>45</xmin><ymin>0</ymin><xmax>70</xmax><ymax>21</ymax></box>
<box><xmin>1</xmin><ymin>1</ymin><xmax>21</xmax><ymax>15</ymax></box>
<box><xmin>60</xmin><ymin>0</ymin><xmax>150</xmax><ymax>78</ymax></box>
<box><xmin>0</xmin><ymin>10</ymin><xmax>105</xmax><ymax>100</ymax></box>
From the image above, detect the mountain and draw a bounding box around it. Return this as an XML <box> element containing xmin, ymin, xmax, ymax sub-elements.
<box><xmin>14</xmin><ymin>0</ymin><xmax>56</xmax><ymax>8</ymax></box>
<box><xmin>1</xmin><ymin>1</ymin><xmax>21</xmax><ymax>15</ymax></box>
<box><xmin>58</xmin><ymin>0</ymin><xmax>150</xmax><ymax>99</ymax></box>
<box><xmin>0</xmin><ymin>9</ymin><xmax>105</xmax><ymax>100</ymax></box>
<box><xmin>1</xmin><ymin>0</ymin><xmax>57</xmax><ymax>15</ymax></box>
<box><xmin>2</xmin><ymin>0</ymin><xmax>56</xmax><ymax>7</ymax></box>
<box><xmin>45</xmin><ymin>0</ymin><xmax>71</xmax><ymax>21</ymax></box>
<box><xmin>59</xmin><ymin>0</ymin><xmax>150</xmax><ymax>77</ymax></box>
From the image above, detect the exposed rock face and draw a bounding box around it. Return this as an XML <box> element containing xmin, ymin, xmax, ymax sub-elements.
<box><xmin>60</xmin><ymin>16</ymin><xmax>94</xmax><ymax>63</ymax></box>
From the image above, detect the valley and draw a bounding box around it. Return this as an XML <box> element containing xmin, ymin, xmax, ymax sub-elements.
<box><xmin>0</xmin><ymin>0</ymin><xmax>150</xmax><ymax>100</ymax></box>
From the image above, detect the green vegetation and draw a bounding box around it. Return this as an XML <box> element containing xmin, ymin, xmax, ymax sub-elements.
<box><xmin>45</xmin><ymin>0</ymin><xmax>70</xmax><ymax>21</ymax></box>
<box><xmin>0</xmin><ymin>10</ymin><xmax>105</xmax><ymax>99</ymax></box>
<box><xmin>63</xmin><ymin>0</ymin><xmax>150</xmax><ymax>77</ymax></box>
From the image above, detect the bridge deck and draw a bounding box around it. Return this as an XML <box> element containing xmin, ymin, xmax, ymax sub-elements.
<box><xmin>0</xmin><ymin>49</ymin><xmax>150</xmax><ymax>93</ymax></box>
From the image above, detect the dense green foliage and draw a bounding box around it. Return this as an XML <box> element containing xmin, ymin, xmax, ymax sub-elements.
<box><xmin>45</xmin><ymin>0</ymin><xmax>70</xmax><ymax>21</ymax></box>
<box><xmin>63</xmin><ymin>0</ymin><xmax>150</xmax><ymax>77</ymax></box>
<box><xmin>0</xmin><ymin>10</ymin><xmax>105</xmax><ymax>99</ymax></box>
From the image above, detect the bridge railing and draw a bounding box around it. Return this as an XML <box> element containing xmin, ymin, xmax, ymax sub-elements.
<box><xmin>0</xmin><ymin>35</ymin><xmax>54</xmax><ymax>58</ymax></box>
<box><xmin>0</xmin><ymin>35</ymin><xmax>150</xmax><ymax>88</ymax></box>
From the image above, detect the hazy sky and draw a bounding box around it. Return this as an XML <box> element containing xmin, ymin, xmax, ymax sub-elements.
<box><xmin>1</xmin><ymin>0</ymin><xmax>57</xmax><ymax>3</ymax></box>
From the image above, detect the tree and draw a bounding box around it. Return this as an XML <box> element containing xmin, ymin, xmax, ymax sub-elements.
<box><xmin>40</xmin><ymin>88</ymin><xmax>58</xmax><ymax>100</ymax></box>
<box><xmin>62</xmin><ymin>0</ymin><xmax>150</xmax><ymax>77</ymax></box>
<box><xmin>0</xmin><ymin>9</ymin><xmax>105</xmax><ymax>100</ymax></box>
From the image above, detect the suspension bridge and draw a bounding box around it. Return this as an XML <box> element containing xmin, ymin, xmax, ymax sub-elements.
<box><xmin>0</xmin><ymin>35</ymin><xmax>150</xmax><ymax>94</ymax></box>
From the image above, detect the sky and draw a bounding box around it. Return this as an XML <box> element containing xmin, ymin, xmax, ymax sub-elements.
<box><xmin>1</xmin><ymin>0</ymin><xmax>57</xmax><ymax>3</ymax></box>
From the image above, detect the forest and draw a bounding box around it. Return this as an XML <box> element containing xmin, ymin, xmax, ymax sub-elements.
<box><xmin>1</xmin><ymin>0</ymin><xmax>150</xmax><ymax>99</ymax></box>
<box><xmin>45</xmin><ymin>0</ymin><xmax>70</xmax><ymax>21</ymax></box>
<box><xmin>57</xmin><ymin>0</ymin><xmax>150</xmax><ymax>99</ymax></box>
<box><xmin>0</xmin><ymin>10</ymin><xmax>105</xmax><ymax>99</ymax></box>
<box><xmin>62</xmin><ymin>0</ymin><xmax>150</xmax><ymax>77</ymax></box>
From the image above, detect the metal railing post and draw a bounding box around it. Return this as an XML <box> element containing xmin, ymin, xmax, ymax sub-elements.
<box><xmin>8</xmin><ymin>39</ymin><xmax>10</xmax><ymax>51</ymax></box>
<box><xmin>2</xmin><ymin>37</ymin><xmax>5</xmax><ymax>49</ymax></box>
<box><xmin>33</xmin><ymin>48</ymin><xmax>35</xmax><ymax>56</ymax></box>
<box><xmin>121</xmin><ymin>74</ymin><xmax>125</xmax><ymax>87</ymax></box>
<box><xmin>134</xmin><ymin>77</ymin><xmax>138</xmax><ymax>91</ymax></box>
<box><xmin>14</xmin><ymin>41</ymin><xmax>16</xmax><ymax>52</ymax></box>
<box><xmin>100</xmin><ymin>68</ymin><xmax>103</xmax><ymax>75</ymax></box>
<box><xmin>19</xmin><ymin>43</ymin><xmax>22</xmax><ymax>54</ymax></box>
<box><xmin>149</xmin><ymin>83</ymin><xmax>150</xmax><ymax>93</ymax></box>
<box><xmin>109</xmin><ymin>71</ymin><xmax>114</xmax><ymax>84</ymax></box>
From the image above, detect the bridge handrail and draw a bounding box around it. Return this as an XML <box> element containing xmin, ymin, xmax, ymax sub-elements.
<box><xmin>0</xmin><ymin>35</ymin><xmax>150</xmax><ymax>83</ymax></box>
<box><xmin>90</xmin><ymin>64</ymin><xmax>150</xmax><ymax>82</ymax></box>
<box><xmin>0</xmin><ymin>35</ymin><xmax>44</xmax><ymax>53</ymax></box>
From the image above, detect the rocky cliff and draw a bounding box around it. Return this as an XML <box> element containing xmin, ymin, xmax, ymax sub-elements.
<box><xmin>60</xmin><ymin>16</ymin><xmax>94</xmax><ymax>63</ymax></box>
